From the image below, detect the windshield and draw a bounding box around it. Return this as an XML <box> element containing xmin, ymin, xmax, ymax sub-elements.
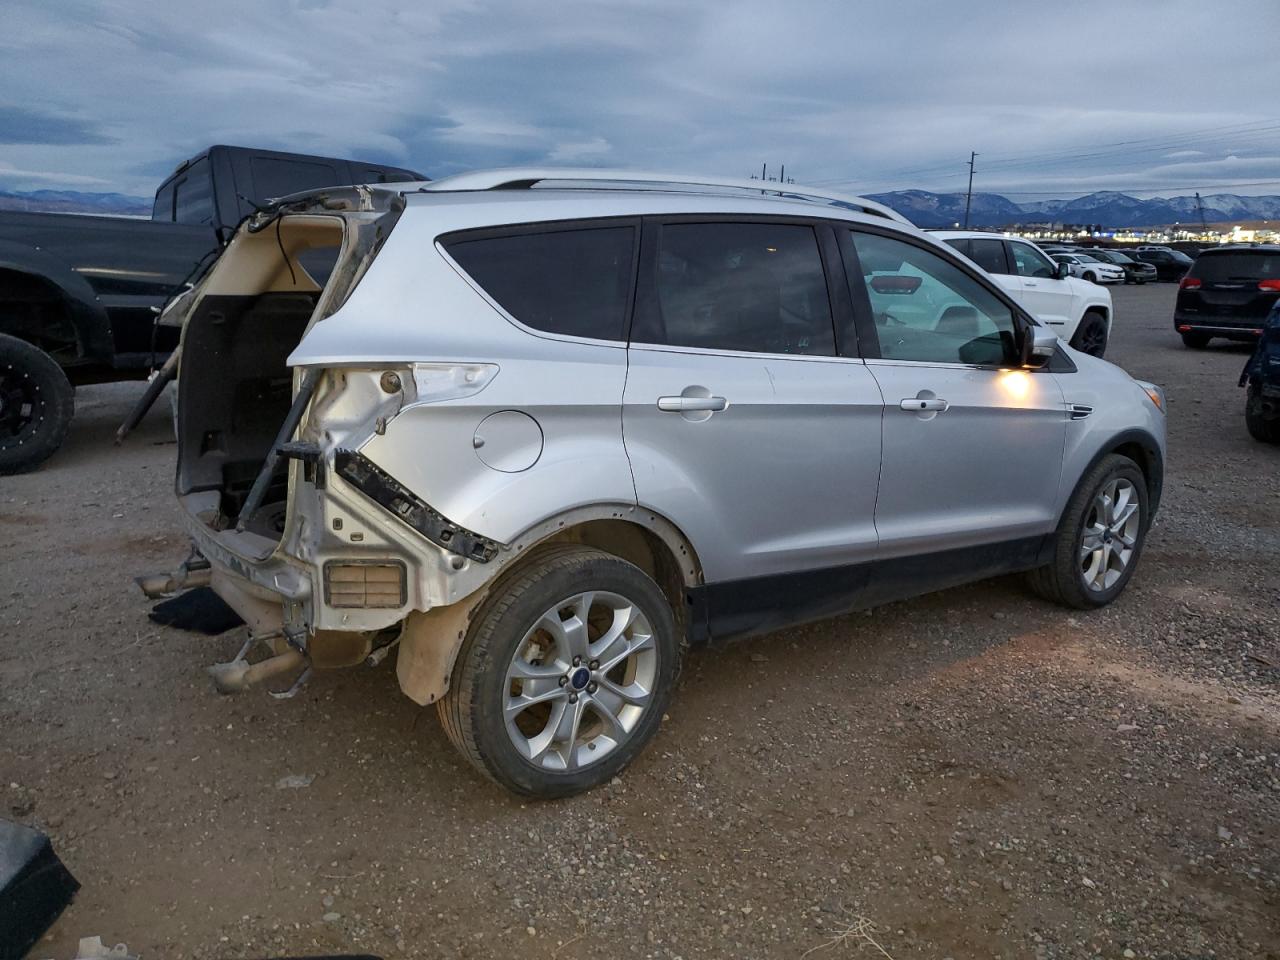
<box><xmin>1076</xmin><ymin>254</ymin><xmax>1100</xmax><ymax>263</ymax></box>
<box><xmin>1190</xmin><ymin>251</ymin><xmax>1280</xmax><ymax>282</ymax></box>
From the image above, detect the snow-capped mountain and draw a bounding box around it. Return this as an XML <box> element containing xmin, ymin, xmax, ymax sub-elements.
<box><xmin>865</xmin><ymin>189</ymin><xmax>1280</xmax><ymax>228</ymax></box>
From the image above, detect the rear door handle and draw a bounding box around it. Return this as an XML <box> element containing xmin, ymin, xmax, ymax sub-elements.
<box><xmin>900</xmin><ymin>397</ymin><xmax>949</xmax><ymax>412</ymax></box>
<box><xmin>658</xmin><ymin>396</ymin><xmax>727</xmax><ymax>412</ymax></box>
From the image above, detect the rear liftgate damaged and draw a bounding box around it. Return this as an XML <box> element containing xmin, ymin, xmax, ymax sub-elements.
<box><xmin>135</xmin><ymin>185</ymin><xmax>467</xmax><ymax>699</ymax></box>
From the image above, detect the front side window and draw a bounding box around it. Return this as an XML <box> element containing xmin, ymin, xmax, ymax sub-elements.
<box><xmin>1009</xmin><ymin>241</ymin><xmax>1057</xmax><ymax>278</ymax></box>
<box><xmin>444</xmin><ymin>226</ymin><xmax>635</xmax><ymax>341</ymax></box>
<box><xmin>635</xmin><ymin>222</ymin><xmax>835</xmax><ymax>355</ymax></box>
<box><xmin>848</xmin><ymin>230</ymin><xmax>1016</xmax><ymax>366</ymax></box>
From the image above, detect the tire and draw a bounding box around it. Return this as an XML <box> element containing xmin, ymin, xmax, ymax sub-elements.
<box><xmin>1245</xmin><ymin>385</ymin><xmax>1280</xmax><ymax>443</ymax></box>
<box><xmin>438</xmin><ymin>545</ymin><xmax>682</xmax><ymax>798</ymax></box>
<box><xmin>1070</xmin><ymin>310</ymin><xmax>1109</xmax><ymax>357</ymax></box>
<box><xmin>1181</xmin><ymin>331</ymin><xmax>1210</xmax><ymax>349</ymax></box>
<box><xmin>1082</xmin><ymin>271</ymin><xmax>1097</xmax><ymax>284</ymax></box>
<box><xmin>1028</xmin><ymin>454</ymin><xmax>1149</xmax><ymax>610</ymax></box>
<box><xmin>0</xmin><ymin>333</ymin><xmax>74</xmax><ymax>475</ymax></box>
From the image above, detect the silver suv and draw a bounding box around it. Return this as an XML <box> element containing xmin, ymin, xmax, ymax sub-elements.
<box><xmin>150</xmin><ymin>170</ymin><xmax>1167</xmax><ymax>797</ymax></box>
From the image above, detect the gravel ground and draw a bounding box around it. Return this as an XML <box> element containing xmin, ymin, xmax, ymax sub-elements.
<box><xmin>2</xmin><ymin>283</ymin><xmax>1277</xmax><ymax>960</ymax></box>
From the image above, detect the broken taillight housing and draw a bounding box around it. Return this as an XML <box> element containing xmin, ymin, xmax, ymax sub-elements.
<box><xmin>323</xmin><ymin>561</ymin><xmax>407</xmax><ymax>608</ymax></box>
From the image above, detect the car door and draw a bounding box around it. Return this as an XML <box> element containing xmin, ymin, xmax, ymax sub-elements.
<box><xmin>841</xmin><ymin>227</ymin><xmax>1067</xmax><ymax>572</ymax></box>
<box><xmin>1008</xmin><ymin>239</ymin><xmax>1074</xmax><ymax>332</ymax></box>
<box><xmin>622</xmin><ymin>218</ymin><xmax>885</xmax><ymax>601</ymax></box>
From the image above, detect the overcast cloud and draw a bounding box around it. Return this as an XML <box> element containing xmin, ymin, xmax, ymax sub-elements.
<box><xmin>2</xmin><ymin>0</ymin><xmax>1278</xmax><ymax>199</ymax></box>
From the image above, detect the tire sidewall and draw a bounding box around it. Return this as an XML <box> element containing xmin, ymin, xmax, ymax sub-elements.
<box><xmin>0</xmin><ymin>334</ymin><xmax>74</xmax><ymax>475</ymax></box>
<box><xmin>464</xmin><ymin>554</ymin><xmax>679</xmax><ymax>798</ymax></box>
<box><xmin>1064</xmin><ymin>459</ymin><xmax>1149</xmax><ymax>607</ymax></box>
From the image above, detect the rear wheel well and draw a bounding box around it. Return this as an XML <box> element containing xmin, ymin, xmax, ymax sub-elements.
<box><xmin>0</xmin><ymin>268</ymin><xmax>80</xmax><ymax>361</ymax></box>
<box><xmin>537</xmin><ymin>520</ymin><xmax>698</xmax><ymax>634</ymax></box>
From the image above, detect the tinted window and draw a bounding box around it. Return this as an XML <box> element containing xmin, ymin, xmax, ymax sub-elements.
<box><xmin>849</xmin><ymin>231</ymin><xmax>1016</xmax><ymax>366</ymax></box>
<box><xmin>1009</xmin><ymin>241</ymin><xmax>1057</xmax><ymax>278</ymax></box>
<box><xmin>152</xmin><ymin>181</ymin><xmax>175</xmax><ymax>222</ymax></box>
<box><xmin>1190</xmin><ymin>251</ymin><xmax>1280</xmax><ymax>281</ymax></box>
<box><xmin>249</xmin><ymin>157</ymin><xmax>342</xmax><ymax>201</ymax></box>
<box><xmin>637</xmin><ymin>222</ymin><xmax>835</xmax><ymax>355</ymax></box>
<box><xmin>173</xmin><ymin>157</ymin><xmax>214</xmax><ymax>226</ymax></box>
<box><xmin>446</xmin><ymin>226</ymin><xmax>635</xmax><ymax>340</ymax></box>
<box><xmin>969</xmin><ymin>238</ymin><xmax>1010</xmax><ymax>274</ymax></box>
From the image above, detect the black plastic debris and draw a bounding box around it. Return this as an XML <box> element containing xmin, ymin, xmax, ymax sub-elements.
<box><xmin>149</xmin><ymin>586</ymin><xmax>244</xmax><ymax>635</ymax></box>
<box><xmin>0</xmin><ymin>818</ymin><xmax>79</xmax><ymax>960</ymax></box>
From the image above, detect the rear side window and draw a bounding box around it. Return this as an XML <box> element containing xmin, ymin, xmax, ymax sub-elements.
<box><xmin>1191</xmin><ymin>251</ymin><xmax>1280</xmax><ymax>282</ymax></box>
<box><xmin>969</xmin><ymin>238</ymin><xmax>1010</xmax><ymax>274</ymax></box>
<box><xmin>152</xmin><ymin>181</ymin><xmax>176</xmax><ymax>222</ymax></box>
<box><xmin>635</xmin><ymin>222</ymin><xmax>835</xmax><ymax>356</ymax></box>
<box><xmin>173</xmin><ymin>157</ymin><xmax>214</xmax><ymax>226</ymax></box>
<box><xmin>445</xmin><ymin>226</ymin><xmax>636</xmax><ymax>340</ymax></box>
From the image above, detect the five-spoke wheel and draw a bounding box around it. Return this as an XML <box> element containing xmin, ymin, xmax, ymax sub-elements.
<box><xmin>438</xmin><ymin>546</ymin><xmax>680</xmax><ymax>798</ymax></box>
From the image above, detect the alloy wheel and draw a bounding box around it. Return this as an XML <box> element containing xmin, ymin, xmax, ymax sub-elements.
<box><xmin>1079</xmin><ymin>478</ymin><xmax>1140</xmax><ymax>592</ymax></box>
<box><xmin>503</xmin><ymin>591</ymin><xmax>658</xmax><ymax>772</ymax></box>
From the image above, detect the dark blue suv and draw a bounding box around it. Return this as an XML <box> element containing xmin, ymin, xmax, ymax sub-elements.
<box><xmin>1240</xmin><ymin>300</ymin><xmax>1280</xmax><ymax>443</ymax></box>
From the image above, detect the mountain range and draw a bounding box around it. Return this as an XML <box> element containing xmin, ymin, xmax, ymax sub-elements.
<box><xmin>0</xmin><ymin>188</ymin><xmax>151</xmax><ymax>216</ymax></box>
<box><xmin>864</xmin><ymin>189</ymin><xmax>1280</xmax><ymax>228</ymax></box>
<box><xmin>2</xmin><ymin>185</ymin><xmax>1279</xmax><ymax>229</ymax></box>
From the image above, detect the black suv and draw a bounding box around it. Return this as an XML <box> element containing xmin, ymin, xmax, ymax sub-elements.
<box><xmin>1130</xmin><ymin>248</ymin><xmax>1193</xmax><ymax>282</ymax></box>
<box><xmin>1174</xmin><ymin>245</ymin><xmax>1280</xmax><ymax>348</ymax></box>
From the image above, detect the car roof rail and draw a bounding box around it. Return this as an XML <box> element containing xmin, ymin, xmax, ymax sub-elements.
<box><xmin>417</xmin><ymin>168</ymin><xmax>912</xmax><ymax>224</ymax></box>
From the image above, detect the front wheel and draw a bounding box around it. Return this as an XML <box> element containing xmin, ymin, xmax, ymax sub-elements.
<box><xmin>1028</xmin><ymin>454</ymin><xmax>1149</xmax><ymax>609</ymax></box>
<box><xmin>0</xmin><ymin>333</ymin><xmax>75</xmax><ymax>475</ymax></box>
<box><xmin>1070</xmin><ymin>311</ymin><xmax>1109</xmax><ymax>357</ymax></box>
<box><xmin>438</xmin><ymin>546</ymin><xmax>682</xmax><ymax>797</ymax></box>
<box><xmin>1245</xmin><ymin>385</ymin><xmax>1280</xmax><ymax>443</ymax></box>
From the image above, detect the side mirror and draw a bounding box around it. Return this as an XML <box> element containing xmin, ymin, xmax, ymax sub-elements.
<box><xmin>1054</xmin><ymin>262</ymin><xmax>1071</xmax><ymax>280</ymax></box>
<box><xmin>1020</xmin><ymin>325</ymin><xmax>1058</xmax><ymax>369</ymax></box>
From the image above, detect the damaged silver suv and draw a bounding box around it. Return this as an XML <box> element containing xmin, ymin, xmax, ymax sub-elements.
<box><xmin>149</xmin><ymin>170</ymin><xmax>1167</xmax><ymax>797</ymax></box>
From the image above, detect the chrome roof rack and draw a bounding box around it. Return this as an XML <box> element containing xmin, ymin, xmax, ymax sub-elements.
<box><xmin>417</xmin><ymin>168</ymin><xmax>911</xmax><ymax>224</ymax></box>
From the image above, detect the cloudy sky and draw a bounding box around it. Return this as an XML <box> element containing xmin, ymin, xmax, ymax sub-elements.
<box><xmin>3</xmin><ymin>0</ymin><xmax>1278</xmax><ymax>201</ymax></box>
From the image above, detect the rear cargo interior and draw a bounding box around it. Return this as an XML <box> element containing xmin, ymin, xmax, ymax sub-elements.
<box><xmin>175</xmin><ymin>216</ymin><xmax>345</xmax><ymax>539</ymax></box>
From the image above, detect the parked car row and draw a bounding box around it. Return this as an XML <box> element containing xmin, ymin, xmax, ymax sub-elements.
<box><xmin>1050</xmin><ymin>252</ymin><xmax>1126</xmax><ymax>285</ymax></box>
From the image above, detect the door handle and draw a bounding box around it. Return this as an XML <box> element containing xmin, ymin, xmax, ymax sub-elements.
<box><xmin>1024</xmin><ymin>280</ymin><xmax>1039</xmax><ymax>287</ymax></box>
<box><xmin>900</xmin><ymin>397</ymin><xmax>949</xmax><ymax>413</ymax></box>
<box><xmin>657</xmin><ymin>396</ymin><xmax>727</xmax><ymax>412</ymax></box>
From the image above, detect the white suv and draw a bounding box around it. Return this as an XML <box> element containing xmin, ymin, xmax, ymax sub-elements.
<box><xmin>145</xmin><ymin>171</ymin><xmax>1166</xmax><ymax>797</ymax></box>
<box><xmin>932</xmin><ymin>231</ymin><xmax>1114</xmax><ymax>356</ymax></box>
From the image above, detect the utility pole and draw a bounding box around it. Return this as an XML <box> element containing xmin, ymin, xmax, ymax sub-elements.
<box><xmin>963</xmin><ymin>151</ymin><xmax>978</xmax><ymax>229</ymax></box>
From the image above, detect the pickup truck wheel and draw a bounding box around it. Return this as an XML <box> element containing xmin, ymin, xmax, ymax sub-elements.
<box><xmin>0</xmin><ymin>333</ymin><xmax>74</xmax><ymax>475</ymax></box>
<box><xmin>438</xmin><ymin>545</ymin><xmax>681</xmax><ymax>798</ymax></box>
<box><xmin>1181</xmin><ymin>331</ymin><xmax>1210</xmax><ymax>349</ymax></box>
<box><xmin>1069</xmin><ymin>311</ymin><xmax>1108</xmax><ymax>357</ymax></box>
<box><xmin>1028</xmin><ymin>454</ymin><xmax>1149</xmax><ymax>610</ymax></box>
<box><xmin>1245</xmin><ymin>385</ymin><xmax>1280</xmax><ymax>444</ymax></box>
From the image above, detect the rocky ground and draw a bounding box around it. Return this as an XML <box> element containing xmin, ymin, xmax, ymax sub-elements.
<box><xmin>2</xmin><ymin>284</ymin><xmax>1277</xmax><ymax>960</ymax></box>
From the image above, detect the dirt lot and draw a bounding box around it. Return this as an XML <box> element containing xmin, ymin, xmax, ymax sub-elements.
<box><xmin>2</xmin><ymin>283</ymin><xmax>1277</xmax><ymax>960</ymax></box>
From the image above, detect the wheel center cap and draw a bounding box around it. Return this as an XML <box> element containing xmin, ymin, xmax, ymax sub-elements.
<box><xmin>570</xmin><ymin>667</ymin><xmax>591</xmax><ymax>690</ymax></box>
<box><xmin>1103</xmin><ymin>531</ymin><xmax>1113</xmax><ymax>543</ymax></box>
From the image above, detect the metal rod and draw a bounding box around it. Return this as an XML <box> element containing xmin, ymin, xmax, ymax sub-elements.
<box><xmin>235</xmin><ymin>367</ymin><xmax>321</xmax><ymax>532</ymax></box>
